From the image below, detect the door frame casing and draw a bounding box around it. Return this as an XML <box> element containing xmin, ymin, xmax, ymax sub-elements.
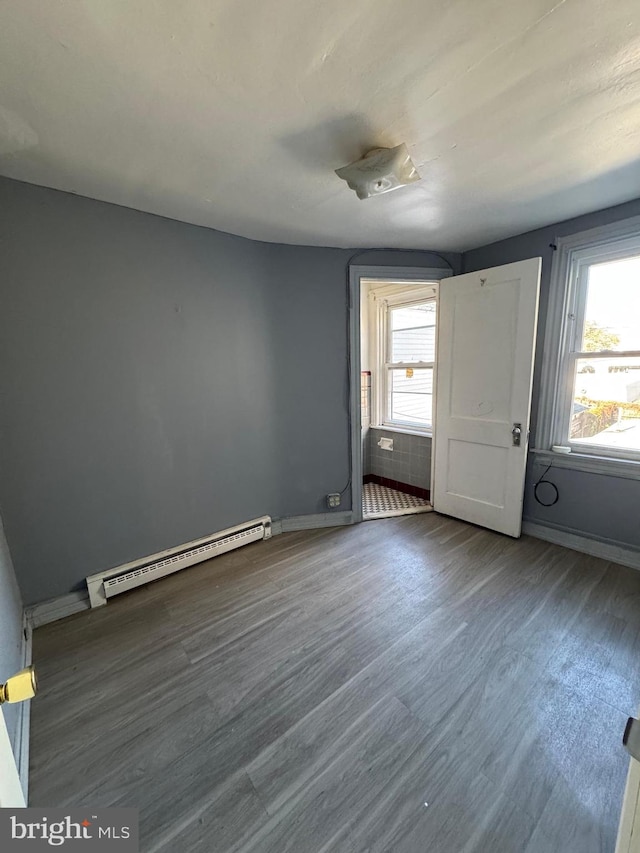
<box><xmin>348</xmin><ymin>265</ymin><xmax>453</xmax><ymax>522</ymax></box>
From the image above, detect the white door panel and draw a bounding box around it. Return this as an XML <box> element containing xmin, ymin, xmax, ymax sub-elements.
<box><xmin>433</xmin><ymin>258</ymin><xmax>541</xmax><ymax>537</ymax></box>
<box><xmin>0</xmin><ymin>707</ymin><xmax>25</xmax><ymax>807</ymax></box>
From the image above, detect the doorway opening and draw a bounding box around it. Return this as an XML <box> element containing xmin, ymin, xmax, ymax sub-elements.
<box><xmin>349</xmin><ymin>266</ymin><xmax>451</xmax><ymax>523</ymax></box>
<box><xmin>349</xmin><ymin>259</ymin><xmax>541</xmax><ymax>535</ymax></box>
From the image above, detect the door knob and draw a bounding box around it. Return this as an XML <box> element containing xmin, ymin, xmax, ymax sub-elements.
<box><xmin>512</xmin><ymin>423</ymin><xmax>522</xmax><ymax>446</ymax></box>
<box><xmin>0</xmin><ymin>666</ymin><xmax>37</xmax><ymax>704</ymax></box>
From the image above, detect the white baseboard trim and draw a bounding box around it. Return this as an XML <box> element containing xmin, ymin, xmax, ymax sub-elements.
<box><xmin>522</xmin><ymin>520</ymin><xmax>640</xmax><ymax>571</ymax></box>
<box><xmin>272</xmin><ymin>511</ymin><xmax>354</xmax><ymax>535</ymax></box>
<box><xmin>24</xmin><ymin>513</ymin><xmax>354</xmax><ymax>630</ymax></box>
<box><xmin>25</xmin><ymin>590</ymin><xmax>91</xmax><ymax>630</ymax></box>
<box><xmin>17</xmin><ymin>611</ymin><xmax>33</xmax><ymax>801</ymax></box>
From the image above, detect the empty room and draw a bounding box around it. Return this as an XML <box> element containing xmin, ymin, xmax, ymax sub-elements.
<box><xmin>2</xmin><ymin>2</ymin><xmax>640</xmax><ymax>851</ymax></box>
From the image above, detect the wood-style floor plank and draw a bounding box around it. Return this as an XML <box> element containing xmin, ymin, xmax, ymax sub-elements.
<box><xmin>29</xmin><ymin>513</ymin><xmax>638</xmax><ymax>852</ymax></box>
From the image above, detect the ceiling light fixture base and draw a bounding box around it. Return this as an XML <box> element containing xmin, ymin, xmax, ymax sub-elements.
<box><xmin>335</xmin><ymin>143</ymin><xmax>420</xmax><ymax>200</ymax></box>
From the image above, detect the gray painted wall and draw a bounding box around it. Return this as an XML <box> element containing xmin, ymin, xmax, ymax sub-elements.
<box><xmin>1</xmin><ymin>177</ymin><xmax>275</xmax><ymax>605</ymax></box>
<box><xmin>369</xmin><ymin>428</ymin><xmax>431</xmax><ymax>491</ymax></box>
<box><xmin>463</xmin><ymin>198</ymin><xmax>640</xmax><ymax>549</ymax></box>
<box><xmin>0</xmin><ymin>513</ymin><xmax>24</xmax><ymax>759</ymax></box>
<box><xmin>0</xmin><ymin>177</ymin><xmax>458</xmax><ymax>604</ymax></box>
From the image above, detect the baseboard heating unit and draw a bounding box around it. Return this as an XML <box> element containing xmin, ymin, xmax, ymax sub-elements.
<box><xmin>86</xmin><ymin>516</ymin><xmax>272</xmax><ymax>608</ymax></box>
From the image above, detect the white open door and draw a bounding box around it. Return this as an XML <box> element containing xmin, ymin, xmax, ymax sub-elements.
<box><xmin>0</xmin><ymin>707</ymin><xmax>25</xmax><ymax>807</ymax></box>
<box><xmin>432</xmin><ymin>258</ymin><xmax>541</xmax><ymax>537</ymax></box>
<box><xmin>616</xmin><ymin>753</ymin><xmax>640</xmax><ymax>853</ymax></box>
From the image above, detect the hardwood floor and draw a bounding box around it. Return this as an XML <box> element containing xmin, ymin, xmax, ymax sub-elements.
<box><xmin>29</xmin><ymin>514</ymin><xmax>640</xmax><ymax>852</ymax></box>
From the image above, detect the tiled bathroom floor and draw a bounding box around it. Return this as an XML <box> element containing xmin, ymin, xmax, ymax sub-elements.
<box><xmin>362</xmin><ymin>482</ymin><xmax>431</xmax><ymax>520</ymax></box>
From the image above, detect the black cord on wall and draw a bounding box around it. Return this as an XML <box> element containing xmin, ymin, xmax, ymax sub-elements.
<box><xmin>533</xmin><ymin>462</ymin><xmax>559</xmax><ymax>507</ymax></box>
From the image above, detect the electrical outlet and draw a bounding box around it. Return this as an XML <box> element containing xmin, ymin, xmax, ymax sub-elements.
<box><xmin>327</xmin><ymin>493</ymin><xmax>341</xmax><ymax>508</ymax></box>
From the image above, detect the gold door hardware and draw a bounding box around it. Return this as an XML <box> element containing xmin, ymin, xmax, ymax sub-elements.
<box><xmin>0</xmin><ymin>666</ymin><xmax>37</xmax><ymax>704</ymax></box>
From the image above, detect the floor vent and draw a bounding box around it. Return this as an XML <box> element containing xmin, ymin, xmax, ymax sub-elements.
<box><xmin>86</xmin><ymin>516</ymin><xmax>271</xmax><ymax>608</ymax></box>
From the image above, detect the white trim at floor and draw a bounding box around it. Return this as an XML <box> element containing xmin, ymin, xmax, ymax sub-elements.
<box><xmin>25</xmin><ymin>590</ymin><xmax>91</xmax><ymax>630</ymax></box>
<box><xmin>522</xmin><ymin>520</ymin><xmax>640</xmax><ymax>571</ymax></box>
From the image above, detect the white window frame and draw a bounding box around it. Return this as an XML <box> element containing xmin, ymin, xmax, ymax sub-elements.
<box><xmin>535</xmin><ymin>215</ymin><xmax>640</xmax><ymax>480</ymax></box>
<box><xmin>370</xmin><ymin>283</ymin><xmax>438</xmax><ymax>435</ymax></box>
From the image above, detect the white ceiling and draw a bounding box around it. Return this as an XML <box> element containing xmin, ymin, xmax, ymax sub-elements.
<box><xmin>1</xmin><ymin>0</ymin><xmax>640</xmax><ymax>251</ymax></box>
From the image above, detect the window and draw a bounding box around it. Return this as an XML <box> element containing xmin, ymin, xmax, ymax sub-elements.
<box><xmin>371</xmin><ymin>285</ymin><xmax>437</xmax><ymax>433</ymax></box>
<box><xmin>539</xmin><ymin>220</ymin><xmax>640</xmax><ymax>468</ymax></box>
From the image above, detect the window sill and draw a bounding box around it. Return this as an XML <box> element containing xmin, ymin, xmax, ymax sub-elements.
<box><xmin>370</xmin><ymin>424</ymin><xmax>432</xmax><ymax>439</ymax></box>
<box><xmin>530</xmin><ymin>448</ymin><xmax>640</xmax><ymax>481</ymax></box>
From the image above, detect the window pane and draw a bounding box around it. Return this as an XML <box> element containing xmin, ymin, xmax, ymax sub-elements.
<box><xmin>390</xmin><ymin>302</ymin><xmax>435</xmax><ymax>362</ymax></box>
<box><xmin>389</xmin><ymin>368</ymin><xmax>433</xmax><ymax>426</ymax></box>
<box><xmin>581</xmin><ymin>255</ymin><xmax>640</xmax><ymax>352</ymax></box>
<box><xmin>571</xmin><ymin>356</ymin><xmax>640</xmax><ymax>452</ymax></box>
